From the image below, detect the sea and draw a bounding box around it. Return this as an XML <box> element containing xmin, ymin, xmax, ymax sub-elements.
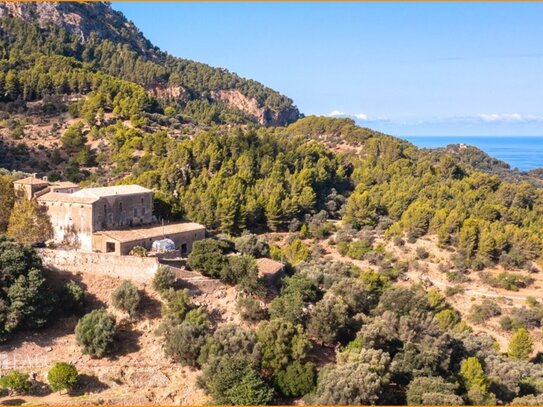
<box><xmin>401</xmin><ymin>136</ymin><xmax>543</xmax><ymax>172</ymax></box>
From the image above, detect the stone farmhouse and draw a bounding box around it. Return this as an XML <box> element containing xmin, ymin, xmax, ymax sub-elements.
<box><xmin>13</xmin><ymin>175</ymin><xmax>205</xmax><ymax>256</ymax></box>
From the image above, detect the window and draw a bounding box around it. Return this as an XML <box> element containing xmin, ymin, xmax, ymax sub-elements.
<box><xmin>119</xmin><ymin>202</ymin><xmax>123</xmax><ymax>211</ymax></box>
<box><xmin>104</xmin><ymin>204</ymin><xmax>107</xmax><ymax>213</ymax></box>
<box><xmin>134</xmin><ymin>208</ymin><xmax>138</xmax><ymax>217</ymax></box>
<box><xmin>106</xmin><ymin>242</ymin><xmax>115</xmax><ymax>253</ymax></box>
<box><xmin>142</xmin><ymin>207</ymin><xmax>146</xmax><ymax>216</ymax></box>
<box><xmin>181</xmin><ymin>243</ymin><xmax>188</xmax><ymax>254</ymax></box>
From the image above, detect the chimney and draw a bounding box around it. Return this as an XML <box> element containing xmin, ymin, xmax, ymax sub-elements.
<box><xmin>32</xmin><ymin>173</ymin><xmax>37</xmax><ymax>178</ymax></box>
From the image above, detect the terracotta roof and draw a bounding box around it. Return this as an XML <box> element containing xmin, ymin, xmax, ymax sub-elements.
<box><xmin>37</xmin><ymin>192</ymin><xmax>97</xmax><ymax>205</ymax></box>
<box><xmin>72</xmin><ymin>185</ymin><xmax>151</xmax><ymax>199</ymax></box>
<box><xmin>95</xmin><ymin>222</ymin><xmax>205</xmax><ymax>243</ymax></box>
<box><xmin>256</xmin><ymin>258</ymin><xmax>285</xmax><ymax>277</ymax></box>
<box><xmin>13</xmin><ymin>176</ymin><xmax>48</xmax><ymax>185</ymax></box>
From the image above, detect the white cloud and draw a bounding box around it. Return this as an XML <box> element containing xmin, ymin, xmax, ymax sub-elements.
<box><xmin>354</xmin><ymin>113</ymin><xmax>369</xmax><ymax>120</ymax></box>
<box><xmin>327</xmin><ymin>111</ymin><xmax>372</xmax><ymax>121</ymax></box>
<box><xmin>476</xmin><ymin>113</ymin><xmax>543</xmax><ymax>123</ymax></box>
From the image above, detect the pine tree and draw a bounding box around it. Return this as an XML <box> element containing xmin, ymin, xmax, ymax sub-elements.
<box><xmin>508</xmin><ymin>327</ymin><xmax>533</xmax><ymax>360</ymax></box>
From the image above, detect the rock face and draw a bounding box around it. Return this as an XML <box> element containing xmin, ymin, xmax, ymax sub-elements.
<box><xmin>211</xmin><ymin>90</ymin><xmax>300</xmax><ymax>126</ymax></box>
<box><xmin>148</xmin><ymin>85</ymin><xmax>192</xmax><ymax>104</ymax></box>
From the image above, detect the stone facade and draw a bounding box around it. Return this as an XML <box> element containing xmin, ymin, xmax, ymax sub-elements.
<box><xmin>15</xmin><ymin>177</ymin><xmax>206</xmax><ymax>256</ymax></box>
<box><xmin>13</xmin><ymin>175</ymin><xmax>80</xmax><ymax>199</ymax></box>
<box><xmin>92</xmin><ymin>222</ymin><xmax>206</xmax><ymax>255</ymax></box>
<box><xmin>37</xmin><ymin>185</ymin><xmax>154</xmax><ymax>251</ymax></box>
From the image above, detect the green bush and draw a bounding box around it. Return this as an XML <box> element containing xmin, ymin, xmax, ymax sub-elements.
<box><xmin>75</xmin><ymin>309</ymin><xmax>116</xmax><ymax>357</ymax></box>
<box><xmin>0</xmin><ymin>370</ymin><xmax>31</xmax><ymax>395</ymax></box>
<box><xmin>59</xmin><ymin>280</ymin><xmax>86</xmax><ymax>313</ymax></box>
<box><xmin>152</xmin><ymin>265</ymin><xmax>176</xmax><ymax>293</ymax></box>
<box><xmin>468</xmin><ymin>299</ymin><xmax>501</xmax><ymax>324</ymax></box>
<box><xmin>130</xmin><ymin>245</ymin><xmax>147</xmax><ymax>257</ymax></box>
<box><xmin>199</xmin><ymin>355</ymin><xmax>273</xmax><ymax>405</ymax></box>
<box><xmin>111</xmin><ymin>280</ymin><xmax>141</xmax><ymax>318</ymax></box>
<box><xmin>161</xmin><ymin>288</ymin><xmax>192</xmax><ymax>327</ymax></box>
<box><xmin>47</xmin><ymin>362</ymin><xmax>79</xmax><ymax>393</ymax></box>
<box><xmin>274</xmin><ymin>361</ymin><xmax>316</xmax><ymax>397</ymax></box>
<box><xmin>164</xmin><ymin>322</ymin><xmax>207</xmax><ymax>367</ymax></box>
<box><xmin>237</xmin><ymin>295</ymin><xmax>268</xmax><ymax>322</ymax></box>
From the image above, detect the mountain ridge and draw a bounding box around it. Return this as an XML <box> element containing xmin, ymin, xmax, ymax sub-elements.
<box><xmin>0</xmin><ymin>1</ymin><xmax>300</xmax><ymax>126</ymax></box>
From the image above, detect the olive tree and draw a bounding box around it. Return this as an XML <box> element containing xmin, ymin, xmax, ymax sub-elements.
<box><xmin>75</xmin><ymin>309</ymin><xmax>116</xmax><ymax>357</ymax></box>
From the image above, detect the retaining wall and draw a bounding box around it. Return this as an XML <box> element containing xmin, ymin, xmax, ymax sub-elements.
<box><xmin>37</xmin><ymin>249</ymin><xmax>159</xmax><ymax>281</ymax></box>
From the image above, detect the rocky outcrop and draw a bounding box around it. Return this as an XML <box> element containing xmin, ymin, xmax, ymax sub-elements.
<box><xmin>210</xmin><ymin>89</ymin><xmax>300</xmax><ymax>126</ymax></box>
<box><xmin>148</xmin><ymin>85</ymin><xmax>191</xmax><ymax>104</ymax></box>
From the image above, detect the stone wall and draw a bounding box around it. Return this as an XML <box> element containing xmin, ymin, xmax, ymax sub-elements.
<box><xmin>37</xmin><ymin>249</ymin><xmax>159</xmax><ymax>281</ymax></box>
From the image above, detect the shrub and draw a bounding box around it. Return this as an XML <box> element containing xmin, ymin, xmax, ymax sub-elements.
<box><xmin>434</xmin><ymin>309</ymin><xmax>461</xmax><ymax>330</ymax></box>
<box><xmin>496</xmin><ymin>272</ymin><xmax>534</xmax><ymax>291</ymax></box>
<box><xmin>198</xmin><ymin>324</ymin><xmax>259</xmax><ymax>366</ymax></box>
<box><xmin>406</xmin><ymin>376</ymin><xmax>461</xmax><ymax>406</ymax></box>
<box><xmin>237</xmin><ymin>295</ymin><xmax>268</xmax><ymax>322</ymax></box>
<box><xmin>499</xmin><ymin>315</ymin><xmax>518</xmax><ymax>331</ymax></box>
<box><xmin>164</xmin><ymin>322</ymin><xmax>207</xmax><ymax>367</ymax></box>
<box><xmin>152</xmin><ymin>265</ymin><xmax>176</xmax><ymax>293</ymax></box>
<box><xmin>468</xmin><ymin>299</ymin><xmax>501</xmax><ymax>324</ymax></box>
<box><xmin>59</xmin><ymin>280</ymin><xmax>86</xmax><ymax>314</ymax></box>
<box><xmin>184</xmin><ymin>307</ymin><xmax>210</xmax><ymax>330</ymax></box>
<box><xmin>509</xmin><ymin>306</ymin><xmax>543</xmax><ymax>329</ymax></box>
<box><xmin>281</xmin><ymin>239</ymin><xmax>311</xmax><ymax>266</ymax></box>
<box><xmin>274</xmin><ymin>361</ymin><xmax>316</xmax><ymax>397</ymax></box>
<box><xmin>47</xmin><ymin>362</ymin><xmax>79</xmax><ymax>393</ymax></box>
<box><xmin>393</xmin><ymin>236</ymin><xmax>405</xmax><ymax>247</ymax></box>
<box><xmin>256</xmin><ymin>318</ymin><xmax>311</xmax><ymax>373</ymax></box>
<box><xmin>111</xmin><ymin>280</ymin><xmax>140</xmax><ymax>319</ymax></box>
<box><xmin>161</xmin><ymin>288</ymin><xmax>192</xmax><ymax>327</ymax></box>
<box><xmin>225</xmin><ymin>255</ymin><xmax>264</xmax><ymax>295</ymax></box>
<box><xmin>415</xmin><ymin>247</ymin><xmax>429</xmax><ymax>260</ymax></box>
<box><xmin>444</xmin><ymin>285</ymin><xmax>465</xmax><ymax>297</ymax></box>
<box><xmin>199</xmin><ymin>355</ymin><xmax>273</xmax><ymax>405</ymax></box>
<box><xmin>75</xmin><ymin>309</ymin><xmax>116</xmax><ymax>357</ymax></box>
<box><xmin>0</xmin><ymin>370</ymin><xmax>31</xmax><ymax>395</ymax></box>
<box><xmin>482</xmin><ymin>271</ymin><xmax>535</xmax><ymax>291</ymax></box>
<box><xmin>346</xmin><ymin>240</ymin><xmax>372</xmax><ymax>260</ymax></box>
<box><xmin>307</xmin><ymin>294</ymin><xmax>349</xmax><ymax>345</ymax></box>
<box><xmin>187</xmin><ymin>238</ymin><xmax>229</xmax><ymax>278</ymax></box>
<box><xmin>129</xmin><ymin>245</ymin><xmax>147</xmax><ymax>257</ymax></box>
<box><xmin>234</xmin><ymin>233</ymin><xmax>270</xmax><ymax>257</ymax></box>
<box><xmin>308</xmin><ymin>362</ymin><xmax>385</xmax><ymax>405</ymax></box>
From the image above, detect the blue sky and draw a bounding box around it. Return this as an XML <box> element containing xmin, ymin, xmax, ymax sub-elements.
<box><xmin>113</xmin><ymin>2</ymin><xmax>543</xmax><ymax>136</ymax></box>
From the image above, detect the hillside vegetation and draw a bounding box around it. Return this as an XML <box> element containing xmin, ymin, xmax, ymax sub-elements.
<box><xmin>1</xmin><ymin>2</ymin><xmax>543</xmax><ymax>406</ymax></box>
